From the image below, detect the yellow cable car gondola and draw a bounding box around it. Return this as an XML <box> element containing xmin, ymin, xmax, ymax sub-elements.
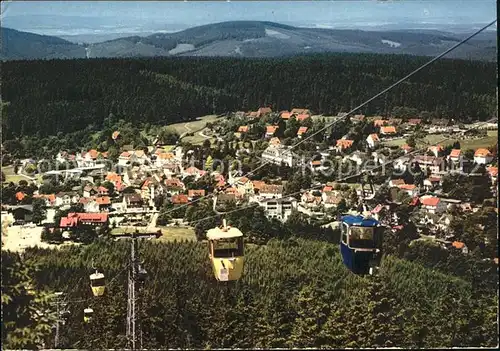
<box><xmin>207</xmin><ymin>219</ymin><xmax>244</xmax><ymax>282</ymax></box>
<box><xmin>83</xmin><ymin>308</ymin><xmax>93</xmax><ymax>323</ymax></box>
<box><xmin>89</xmin><ymin>271</ymin><xmax>106</xmax><ymax>297</ymax></box>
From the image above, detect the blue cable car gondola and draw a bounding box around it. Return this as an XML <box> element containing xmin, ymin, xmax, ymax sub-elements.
<box><xmin>340</xmin><ymin>214</ymin><xmax>383</xmax><ymax>275</ymax></box>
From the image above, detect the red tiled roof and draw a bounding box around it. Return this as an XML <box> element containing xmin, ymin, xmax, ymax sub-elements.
<box><xmin>260</xmin><ymin>184</ymin><xmax>283</xmax><ymax>194</ymax></box>
<box><xmin>112</xmin><ymin>131</ymin><xmax>120</xmax><ymax>140</ymax></box>
<box><xmin>297</xmin><ymin>114</ymin><xmax>310</xmax><ymax>121</ymax></box>
<box><xmin>336</xmin><ymin>139</ymin><xmax>354</xmax><ymax>149</ymax></box>
<box><xmin>420</xmin><ymin>196</ymin><xmax>440</xmax><ymax>207</ymax></box>
<box><xmin>266</xmin><ymin>126</ymin><xmax>279</xmax><ymax>134</ymax></box>
<box><xmin>380</xmin><ymin>126</ymin><xmax>397</xmax><ymax>134</ymax></box>
<box><xmin>95</xmin><ymin>196</ymin><xmax>111</xmax><ymax>205</ymax></box>
<box><xmin>15</xmin><ymin>192</ymin><xmax>26</xmax><ymax>201</ymax></box>
<box><xmin>281</xmin><ymin>112</ymin><xmax>292</xmax><ymax>119</ymax></box>
<box><xmin>87</xmin><ymin>149</ymin><xmax>99</xmax><ymax>159</ymax></box>
<box><xmin>252</xmin><ymin>180</ymin><xmax>266</xmax><ymax>190</ymax></box>
<box><xmin>311</xmin><ymin>160</ymin><xmax>322</xmax><ymax>166</ymax></box>
<box><xmin>449</xmin><ymin>149</ymin><xmax>461</xmax><ymax>158</ymax></box>
<box><xmin>297</xmin><ymin>127</ymin><xmax>308</xmax><ymax>135</ymax></box>
<box><xmin>172</xmin><ymin>194</ymin><xmax>189</xmax><ymax>204</ymax></box>
<box><xmin>474</xmin><ymin>148</ymin><xmax>492</xmax><ymax>157</ymax></box>
<box><xmin>269</xmin><ymin>137</ymin><xmax>281</xmax><ymax>146</ymax></box>
<box><xmin>238</xmin><ymin>126</ymin><xmax>249</xmax><ymax>133</ymax></box>
<box><xmin>398</xmin><ymin>184</ymin><xmax>416</xmax><ymax>190</ymax></box>
<box><xmin>291</xmin><ymin>108</ymin><xmax>310</xmax><ymax>115</ymax></box>
<box><xmin>487</xmin><ymin>166</ymin><xmax>498</xmax><ymax>177</ymax></box>
<box><xmin>401</xmin><ymin>144</ymin><xmax>413</xmax><ymax>151</ymax></box>
<box><xmin>188</xmin><ymin>189</ymin><xmax>206</xmax><ymax>197</ymax></box>
<box><xmin>322</xmin><ymin>186</ymin><xmax>333</xmax><ymax>192</ymax></box>
<box><xmin>258</xmin><ymin>107</ymin><xmax>272</xmax><ymax>115</ymax></box>
<box><xmin>373</xmin><ymin>119</ymin><xmax>387</xmax><ymax>127</ymax></box>
<box><xmin>368</xmin><ymin>133</ymin><xmax>379</xmax><ymax>141</ymax></box>
<box><xmin>60</xmin><ymin>212</ymin><xmax>108</xmax><ymax>227</ymax></box>
<box><xmin>390</xmin><ymin>179</ymin><xmax>405</xmax><ymax>186</ymax></box>
<box><xmin>408</xmin><ymin>118</ymin><xmax>422</xmax><ymax>125</ymax></box>
<box><xmin>452</xmin><ymin>241</ymin><xmax>465</xmax><ymax>249</ymax></box>
<box><xmin>120</xmin><ymin>151</ymin><xmax>131</xmax><ymax>158</ymax></box>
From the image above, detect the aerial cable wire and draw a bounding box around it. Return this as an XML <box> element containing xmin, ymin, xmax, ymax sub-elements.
<box><xmin>160</xmin><ymin>18</ymin><xmax>497</xmax><ymax>217</ymax></box>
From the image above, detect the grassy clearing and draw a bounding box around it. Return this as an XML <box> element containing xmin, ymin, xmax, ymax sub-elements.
<box><xmin>165</xmin><ymin>115</ymin><xmax>221</xmax><ymax>145</ymax></box>
<box><xmin>2</xmin><ymin>165</ymin><xmax>25</xmax><ymax>184</ymax></box>
<box><xmin>382</xmin><ymin>138</ymin><xmax>407</xmax><ymax>147</ymax></box>
<box><xmin>110</xmin><ymin>227</ymin><xmax>154</xmax><ymax>235</ymax></box>
<box><xmin>157</xmin><ymin>226</ymin><xmax>197</xmax><ymax>242</ymax></box>
<box><xmin>421</xmin><ymin>130</ymin><xmax>497</xmax><ymax>149</ymax></box>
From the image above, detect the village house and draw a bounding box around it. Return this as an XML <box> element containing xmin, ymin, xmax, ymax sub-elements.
<box><xmin>407</xmin><ymin>118</ymin><xmax>422</xmax><ymax>126</ymax></box>
<box><xmin>297</xmin><ymin>127</ymin><xmax>308</xmax><ymax>138</ymax></box>
<box><xmin>301</xmin><ymin>191</ymin><xmax>322</xmax><ymax>208</ymax></box>
<box><xmin>164</xmin><ymin>178</ymin><xmax>185</xmax><ymax>195</ymax></box>
<box><xmin>79</xmin><ymin>197</ymin><xmax>99</xmax><ymax>213</ymax></box>
<box><xmin>280</xmin><ymin>111</ymin><xmax>292</xmax><ymax>120</ymax></box>
<box><xmin>389</xmin><ymin>179</ymin><xmax>405</xmax><ymax>187</ymax></box>
<box><xmin>398</xmin><ymin>184</ymin><xmax>419</xmax><ymax>197</ymax></box>
<box><xmin>257</xmin><ymin>107</ymin><xmax>272</xmax><ymax>117</ymax></box>
<box><xmin>419</xmin><ymin>196</ymin><xmax>446</xmax><ymax>214</ymax></box>
<box><xmin>335</xmin><ymin>139</ymin><xmax>354</xmax><ymax>153</ymax></box>
<box><xmin>297</xmin><ymin>114</ymin><xmax>311</xmax><ymax>122</ymax></box>
<box><xmin>474</xmin><ymin>148</ymin><xmax>494</xmax><ymax>164</ymax></box>
<box><xmin>234</xmin><ymin>177</ymin><xmax>253</xmax><ymax>196</ymax></box>
<box><xmin>246</xmin><ymin>111</ymin><xmax>259</xmax><ymax>119</ymax></box>
<box><xmin>259</xmin><ymin>184</ymin><xmax>284</xmax><ymax>199</ymax></box>
<box><xmin>366</xmin><ymin>133</ymin><xmax>380</xmax><ymax>149</ymax></box>
<box><xmin>118</xmin><ymin>152</ymin><xmax>132</xmax><ymax>166</ymax></box>
<box><xmin>423</xmin><ymin>175</ymin><xmax>442</xmax><ymax>191</ymax></box>
<box><xmin>155</xmin><ymin>152</ymin><xmax>176</xmax><ymax>168</ymax></box>
<box><xmin>60</xmin><ymin>212</ymin><xmax>108</xmax><ymax>228</ymax></box>
<box><xmin>380</xmin><ymin>126</ymin><xmax>397</xmax><ymax>136</ymax></box>
<box><xmin>401</xmin><ymin>144</ymin><xmax>414</xmax><ymax>154</ymax></box>
<box><xmin>428</xmin><ymin>145</ymin><xmax>443</xmax><ymax>157</ymax></box>
<box><xmin>33</xmin><ymin>194</ymin><xmax>56</xmax><ymax>208</ymax></box>
<box><xmin>254</xmin><ymin>196</ymin><xmax>297</xmax><ymax>222</ymax></box>
<box><xmin>487</xmin><ymin>166</ymin><xmax>498</xmax><ymax>184</ymax></box>
<box><xmin>171</xmin><ymin>194</ymin><xmax>189</xmax><ymax>205</ymax></box>
<box><xmin>413</xmin><ymin>155</ymin><xmax>446</xmax><ymax>173</ymax></box>
<box><xmin>351</xmin><ymin>114</ymin><xmax>365</xmax><ymax>123</ymax></box>
<box><xmin>388</xmin><ymin>118</ymin><xmax>403</xmax><ymax>126</ymax></box>
<box><xmin>181</xmin><ymin>166</ymin><xmax>206</xmax><ymax>180</ymax></box>
<box><xmin>54</xmin><ymin>192</ymin><xmax>80</xmax><ymax>208</ymax></box>
<box><xmin>122</xmin><ymin>193</ymin><xmax>145</xmax><ymax>212</ymax></box>
<box><xmin>261</xmin><ymin>144</ymin><xmax>295</xmax><ymax>167</ymax></box>
<box><xmin>373</xmin><ymin>119</ymin><xmax>388</xmax><ymax>128</ymax></box>
<box><xmin>451</xmin><ymin>241</ymin><xmax>469</xmax><ymax>254</ymax></box>
<box><xmin>95</xmin><ymin>196</ymin><xmax>112</xmax><ymax>211</ymax></box>
<box><xmin>321</xmin><ymin>192</ymin><xmax>343</xmax><ymax>209</ymax></box>
<box><xmin>265</xmin><ymin>125</ymin><xmax>279</xmax><ymax>138</ymax></box>
<box><xmin>291</xmin><ymin>108</ymin><xmax>311</xmax><ymax>116</ymax></box>
<box><xmin>448</xmin><ymin>149</ymin><xmax>462</xmax><ymax>164</ymax></box>
<box><xmin>187</xmin><ymin>189</ymin><xmax>206</xmax><ymax>200</ymax></box>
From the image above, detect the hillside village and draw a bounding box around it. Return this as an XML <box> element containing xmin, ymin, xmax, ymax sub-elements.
<box><xmin>1</xmin><ymin>107</ymin><xmax>498</xmax><ymax>257</ymax></box>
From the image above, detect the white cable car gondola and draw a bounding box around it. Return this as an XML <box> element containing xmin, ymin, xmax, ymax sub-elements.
<box><xmin>89</xmin><ymin>271</ymin><xmax>106</xmax><ymax>297</ymax></box>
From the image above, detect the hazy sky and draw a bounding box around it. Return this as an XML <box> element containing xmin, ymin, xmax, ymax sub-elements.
<box><xmin>1</xmin><ymin>0</ymin><xmax>496</xmax><ymax>35</ymax></box>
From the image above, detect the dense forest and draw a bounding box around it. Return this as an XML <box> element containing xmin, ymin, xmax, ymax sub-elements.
<box><xmin>2</xmin><ymin>53</ymin><xmax>496</xmax><ymax>140</ymax></box>
<box><xmin>2</xmin><ymin>237</ymin><xmax>498</xmax><ymax>349</ymax></box>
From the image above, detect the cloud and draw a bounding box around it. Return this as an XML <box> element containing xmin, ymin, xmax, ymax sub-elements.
<box><xmin>423</xmin><ymin>8</ymin><xmax>430</xmax><ymax>16</ymax></box>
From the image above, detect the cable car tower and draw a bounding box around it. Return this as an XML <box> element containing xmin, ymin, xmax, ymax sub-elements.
<box><xmin>125</xmin><ymin>231</ymin><xmax>148</xmax><ymax>350</ymax></box>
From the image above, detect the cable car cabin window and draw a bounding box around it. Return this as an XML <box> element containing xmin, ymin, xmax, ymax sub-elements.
<box><xmin>90</xmin><ymin>277</ymin><xmax>105</xmax><ymax>287</ymax></box>
<box><xmin>341</xmin><ymin>223</ymin><xmax>349</xmax><ymax>244</ymax></box>
<box><xmin>348</xmin><ymin>226</ymin><xmax>375</xmax><ymax>249</ymax></box>
<box><xmin>213</xmin><ymin>238</ymin><xmax>244</xmax><ymax>258</ymax></box>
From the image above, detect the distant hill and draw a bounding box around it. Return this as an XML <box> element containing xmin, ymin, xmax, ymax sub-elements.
<box><xmin>1</xmin><ymin>21</ymin><xmax>497</xmax><ymax>61</ymax></box>
<box><xmin>1</xmin><ymin>27</ymin><xmax>87</xmax><ymax>60</ymax></box>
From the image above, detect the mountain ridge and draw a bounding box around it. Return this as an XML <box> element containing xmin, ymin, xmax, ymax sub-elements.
<box><xmin>1</xmin><ymin>21</ymin><xmax>497</xmax><ymax>61</ymax></box>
